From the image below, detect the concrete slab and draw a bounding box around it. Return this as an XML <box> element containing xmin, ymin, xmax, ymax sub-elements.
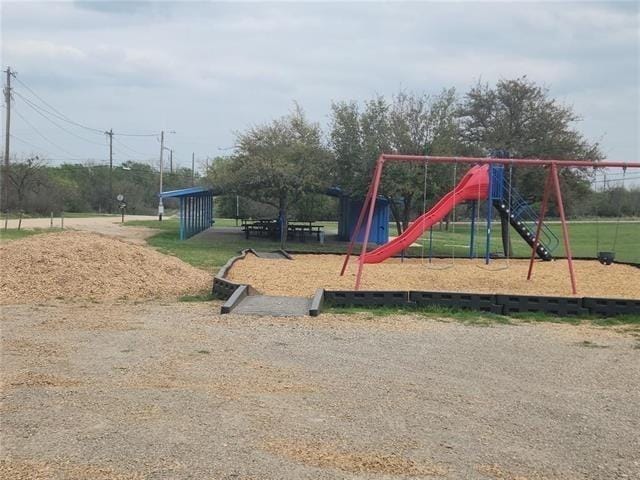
<box><xmin>233</xmin><ymin>295</ymin><xmax>310</xmax><ymax>316</ymax></box>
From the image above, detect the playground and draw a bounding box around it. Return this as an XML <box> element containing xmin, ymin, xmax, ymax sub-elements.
<box><xmin>227</xmin><ymin>255</ymin><xmax>640</xmax><ymax>299</ymax></box>
<box><xmin>3</xmin><ymin>3</ymin><xmax>640</xmax><ymax>477</ymax></box>
<box><xmin>210</xmin><ymin>155</ymin><xmax>640</xmax><ymax>318</ymax></box>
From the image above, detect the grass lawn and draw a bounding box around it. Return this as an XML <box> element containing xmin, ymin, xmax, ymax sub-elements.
<box><xmin>0</xmin><ymin>228</ymin><xmax>63</xmax><ymax>242</ymax></box>
<box><xmin>410</xmin><ymin>221</ymin><xmax>640</xmax><ymax>263</ymax></box>
<box><xmin>126</xmin><ymin>217</ymin><xmax>640</xmax><ymax>272</ymax></box>
<box><xmin>126</xmin><ymin>218</ymin><xmax>346</xmax><ymax>272</ymax></box>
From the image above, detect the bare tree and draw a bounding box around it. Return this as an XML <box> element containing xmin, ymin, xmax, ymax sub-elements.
<box><xmin>8</xmin><ymin>155</ymin><xmax>47</xmax><ymax>211</ymax></box>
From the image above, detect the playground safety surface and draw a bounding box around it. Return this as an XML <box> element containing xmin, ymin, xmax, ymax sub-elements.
<box><xmin>2</xmin><ymin>301</ymin><xmax>639</xmax><ymax>479</ymax></box>
<box><xmin>0</xmin><ymin>231</ymin><xmax>211</xmax><ymax>304</ymax></box>
<box><xmin>228</xmin><ymin>254</ymin><xmax>640</xmax><ymax>299</ymax></box>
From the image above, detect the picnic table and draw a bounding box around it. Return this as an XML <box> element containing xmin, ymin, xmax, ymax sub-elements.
<box><xmin>241</xmin><ymin>219</ymin><xmax>279</xmax><ymax>239</ymax></box>
<box><xmin>287</xmin><ymin>222</ymin><xmax>325</xmax><ymax>242</ymax></box>
<box><xmin>241</xmin><ymin>219</ymin><xmax>324</xmax><ymax>242</ymax></box>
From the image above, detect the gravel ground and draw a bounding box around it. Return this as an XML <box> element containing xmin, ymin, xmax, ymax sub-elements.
<box><xmin>1</xmin><ymin>301</ymin><xmax>639</xmax><ymax>479</ymax></box>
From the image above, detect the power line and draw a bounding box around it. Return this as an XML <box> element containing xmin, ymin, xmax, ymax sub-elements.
<box><xmin>14</xmin><ymin>92</ymin><xmax>107</xmax><ymax>146</ymax></box>
<box><xmin>12</xmin><ymin>107</ymin><xmax>84</xmax><ymax>160</ymax></box>
<box><xmin>13</xmin><ymin>75</ymin><xmax>159</xmax><ymax>137</ymax></box>
<box><xmin>13</xmin><ymin>75</ymin><xmax>104</xmax><ymax>134</ymax></box>
<box><xmin>9</xmin><ymin>133</ymin><xmax>53</xmax><ymax>157</ymax></box>
<box><xmin>113</xmin><ymin>136</ymin><xmax>152</xmax><ymax>158</ymax></box>
<box><xmin>112</xmin><ymin>132</ymin><xmax>158</xmax><ymax>137</ymax></box>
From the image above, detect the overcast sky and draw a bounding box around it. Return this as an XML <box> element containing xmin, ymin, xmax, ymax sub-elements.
<box><xmin>1</xmin><ymin>1</ymin><xmax>638</xmax><ymax>172</ymax></box>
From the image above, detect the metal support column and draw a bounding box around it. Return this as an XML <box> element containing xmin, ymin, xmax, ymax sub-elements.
<box><xmin>551</xmin><ymin>164</ymin><xmax>577</xmax><ymax>294</ymax></box>
<box><xmin>355</xmin><ymin>156</ymin><xmax>385</xmax><ymax>290</ymax></box>
<box><xmin>527</xmin><ymin>169</ymin><xmax>553</xmax><ymax>281</ymax></box>
<box><xmin>340</xmin><ymin>162</ymin><xmax>378</xmax><ymax>276</ymax></box>
<box><xmin>469</xmin><ymin>200</ymin><xmax>477</xmax><ymax>258</ymax></box>
<box><xmin>484</xmin><ymin>166</ymin><xmax>494</xmax><ymax>264</ymax></box>
<box><xmin>179</xmin><ymin>197</ymin><xmax>185</xmax><ymax>240</ymax></box>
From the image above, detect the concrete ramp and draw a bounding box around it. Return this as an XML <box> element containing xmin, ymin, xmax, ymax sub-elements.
<box><xmin>232</xmin><ymin>295</ymin><xmax>311</xmax><ymax>316</ymax></box>
<box><xmin>220</xmin><ymin>285</ymin><xmax>323</xmax><ymax>317</ymax></box>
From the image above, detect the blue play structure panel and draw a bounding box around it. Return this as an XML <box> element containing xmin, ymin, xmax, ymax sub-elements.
<box><xmin>347</xmin><ymin>197</ymin><xmax>389</xmax><ymax>245</ymax></box>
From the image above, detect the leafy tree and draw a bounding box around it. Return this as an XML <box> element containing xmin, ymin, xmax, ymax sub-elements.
<box><xmin>210</xmin><ymin>105</ymin><xmax>331</xmax><ymax>246</ymax></box>
<box><xmin>458</xmin><ymin>77</ymin><xmax>603</xmax><ymax>215</ymax></box>
<box><xmin>215</xmin><ymin>194</ymin><xmax>278</xmax><ymax>220</ymax></box>
<box><xmin>329</xmin><ymin>90</ymin><xmax>464</xmax><ymax>234</ymax></box>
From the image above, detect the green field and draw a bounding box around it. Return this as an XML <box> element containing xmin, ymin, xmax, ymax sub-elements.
<box><xmin>125</xmin><ymin>218</ymin><xmax>346</xmax><ymax>271</ymax></box>
<box><xmin>3</xmin><ymin>216</ymin><xmax>637</xmax><ymax>267</ymax></box>
<box><xmin>124</xmin><ymin>218</ymin><xmax>640</xmax><ymax>270</ymax></box>
<box><xmin>0</xmin><ymin>228</ymin><xmax>63</xmax><ymax>242</ymax></box>
<box><xmin>409</xmin><ymin>222</ymin><xmax>639</xmax><ymax>263</ymax></box>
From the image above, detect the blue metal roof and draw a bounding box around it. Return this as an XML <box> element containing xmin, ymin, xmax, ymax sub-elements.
<box><xmin>159</xmin><ymin>187</ymin><xmax>214</xmax><ymax>199</ymax></box>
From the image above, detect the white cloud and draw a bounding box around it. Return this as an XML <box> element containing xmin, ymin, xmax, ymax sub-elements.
<box><xmin>5</xmin><ymin>39</ymin><xmax>86</xmax><ymax>61</ymax></box>
<box><xmin>1</xmin><ymin>1</ymin><xmax>637</xmax><ymax>164</ymax></box>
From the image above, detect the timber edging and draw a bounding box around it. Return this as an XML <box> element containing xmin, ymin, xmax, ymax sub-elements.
<box><xmin>211</xmin><ymin>249</ymin><xmax>255</xmax><ymax>301</ymax></box>
<box><xmin>323</xmin><ymin>290</ymin><xmax>640</xmax><ymax>317</ymax></box>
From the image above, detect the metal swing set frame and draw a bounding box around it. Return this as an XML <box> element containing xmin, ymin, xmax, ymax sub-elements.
<box><xmin>340</xmin><ymin>154</ymin><xmax>640</xmax><ymax>293</ymax></box>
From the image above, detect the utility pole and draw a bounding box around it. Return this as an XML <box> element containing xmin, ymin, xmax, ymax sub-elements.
<box><xmin>158</xmin><ymin>130</ymin><xmax>164</xmax><ymax>221</ymax></box>
<box><xmin>2</xmin><ymin>67</ymin><xmax>14</xmax><ymax>214</ymax></box>
<box><xmin>191</xmin><ymin>152</ymin><xmax>195</xmax><ymax>186</ymax></box>
<box><xmin>105</xmin><ymin>128</ymin><xmax>113</xmax><ymax>213</ymax></box>
<box><xmin>169</xmin><ymin>148</ymin><xmax>173</xmax><ymax>174</ymax></box>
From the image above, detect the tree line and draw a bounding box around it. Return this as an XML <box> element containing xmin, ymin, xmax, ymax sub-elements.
<box><xmin>3</xmin><ymin>158</ymin><xmax>197</xmax><ymax>215</ymax></box>
<box><xmin>3</xmin><ymin>77</ymin><xmax>638</xmax><ymax>225</ymax></box>
<box><xmin>211</xmin><ymin>77</ymin><xmax>638</xmax><ymax>233</ymax></box>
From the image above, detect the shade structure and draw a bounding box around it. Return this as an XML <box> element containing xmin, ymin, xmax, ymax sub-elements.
<box><xmin>159</xmin><ymin>187</ymin><xmax>215</xmax><ymax>240</ymax></box>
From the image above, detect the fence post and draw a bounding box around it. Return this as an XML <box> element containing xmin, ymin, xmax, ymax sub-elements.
<box><xmin>50</xmin><ymin>212</ymin><xmax>53</xmax><ymax>228</ymax></box>
<box><xmin>61</xmin><ymin>211</ymin><xmax>64</xmax><ymax>229</ymax></box>
<box><xmin>17</xmin><ymin>212</ymin><xmax>22</xmax><ymax>230</ymax></box>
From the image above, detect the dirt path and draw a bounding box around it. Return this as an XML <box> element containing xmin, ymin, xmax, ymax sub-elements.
<box><xmin>1</xmin><ymin>301</ymin><xmax>639</xmax><ymax>479</ymax></box>
<box><xmin>3</xmin><ymin>215</ymin><xmax>160</xmax><ymax>244</ymax></box>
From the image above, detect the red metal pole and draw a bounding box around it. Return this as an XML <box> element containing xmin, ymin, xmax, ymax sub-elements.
<box><xmin>550</xmin><ymin>164</ymin><xmax>578</xmax><ymax>294</ymax></box>
<box><xmin>340</xmin><ymin>175</ymin><xmax>375</xmax><ymax>276</ymax></box>
<box><xmin>355</xmin><ymin>156</ymin><xmax>385</xmax><ymax>290</ymax></box>
<box><xmin>527</xmin><ymin>168</ymin><xmax>553</xmax><ymax>281</ymax></box>
<box><xmin>381</xmin><ymin>154</ymin><xmax>638</xmax><ymax>169</ymax></box>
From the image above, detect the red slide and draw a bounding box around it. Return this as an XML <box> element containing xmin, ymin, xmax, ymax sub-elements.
<box><xmin>362</xmin><ymin>164</ymin><xmax>490</xmax><ymax>264</ymax></box>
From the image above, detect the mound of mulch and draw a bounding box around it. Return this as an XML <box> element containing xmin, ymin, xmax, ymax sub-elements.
<box><xmin>0</xmin><ymin>231</ymin><xmax>211</xmax><ymax>304</ymax></box>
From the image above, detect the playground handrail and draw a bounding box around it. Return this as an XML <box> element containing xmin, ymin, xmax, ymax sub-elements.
<box><xmin>501</xmin><ymin>174</ymin><xmax>560</xmax><ymax>253</ymax></box>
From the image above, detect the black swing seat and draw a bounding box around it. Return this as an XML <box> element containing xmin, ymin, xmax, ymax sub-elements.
<box><xmin>597</xmin><ymin>251</ymin><xmax>615</xmax><ymax>266</ymax></box>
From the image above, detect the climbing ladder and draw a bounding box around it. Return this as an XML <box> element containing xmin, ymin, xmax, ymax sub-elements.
<box><xmin>493</xmin><ymin>172</ymin><xmax>558</xmax><ymax>261</ymax></box>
